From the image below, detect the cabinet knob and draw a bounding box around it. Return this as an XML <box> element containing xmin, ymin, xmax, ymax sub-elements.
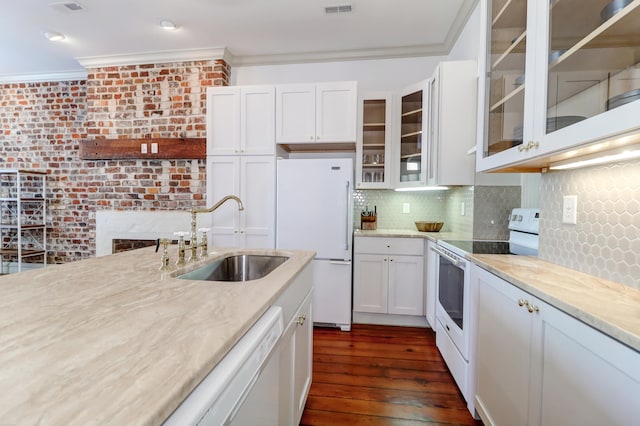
<box><xmin>310</xmin><ymin>136</ymin><xmax>314</xmax><ymax>141</ymax></box>
<box><xmin>518</xmin><ymin>298</ymin><xmax>526</xmax><ymax>307</ymax></box>
<box><xmin>527</xmin><ymin>302</ymin><xmax>539</xmax><ymax>314</ymax></box>
<box><xmin>316</xmin><ymin>136</ymin><xmax>320</xmax><ymax>141</ymax></box>
<box><xmin>389</xmin><ymin>258</ymin><xmax>394</xmax><ymax>262</ymax></box>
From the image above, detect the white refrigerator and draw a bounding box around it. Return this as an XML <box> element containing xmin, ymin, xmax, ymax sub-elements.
<box><xmin>276</xmin><ymin>158</ymin><xmax>353</xmax><ymax>331</ymax></box>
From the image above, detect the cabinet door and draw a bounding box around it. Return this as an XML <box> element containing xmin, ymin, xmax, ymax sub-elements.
<box><xmin>275</xmin><ymin>85</ymin><xmax>316</xmax><ymax>143</ymax></box>
<box><xmin>207</xmin><ymin>87</ymin><xmax>241</xmax><ymax>155</ymax></box>
<box><xmin>241</xmin><ymin>156</ymin><xmax>275</xmax><ymax>249</ymax></box>
<box><xmin>528</xmin><ymin>299</ymin><xmax>640</xmax><ymax>426</ymax></box>
<box><xmin>475</xmin><ymin>266</ymin><xmax>533</xmax><ymax>426</ymax></box>
<box><xmin>387</xmin><ymin>255</ymin><xmax>424</xmax><ymax>315</ymax></box>
<box><xmin>356</xmin><ymin>92</ymin><xmax>393</xmax><ymax>189</ymax></box>
<box><xmin>429</xmin><ymin>60</ymin><xmax>477</xmax><ymax>186</ymax></box>
<box><xmin>292</xmin><ymin>291</ymin><xmax>313</xmax><ymax>425</ymax></box>
<box><xmin>397</xmin><ymin>79</ymin><xmax>429</xmax><ymax>187</ymax></box>
<box><xmin>207</xmin><ymin>156</ymin><xmax>241</xmax><ymax>247</ymax></box>
<box><xmin>476</xmin><ymin>0</ymin><xmax>539</xmax><ymax>172</ymax></box>
<box><xmin>353</xmin><ymin>254</ymin><xmax>388</xmax><ymax>313</ymax></box>
<box><xmin>242</xmin><ymin>86</ymin><xmax>275</xmax><ymax>155</ymax></box>
<box><xmin>316</xmin><ymin>82</ymin><xmax>357</xmax><ymax>142</ymax></box>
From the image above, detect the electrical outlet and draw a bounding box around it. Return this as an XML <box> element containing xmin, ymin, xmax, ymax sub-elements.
<box><xmin>402</xmin><ymin>203</ymin><xmax>410</xmax><ymax>214</ymax></box>
<box><xmin>562</xmin><ymin>195</ymin><xmax>577</xmax><ymax>224</ymax></box>
<box><xmin>151</xmin><ymin>142</ymin><xmax>158</xmax><ymax>154</ymax></box>
<box><xmin>140</xmin><ymin>143</ymin><xmax>148</xmax><ymax>154</ymax></box>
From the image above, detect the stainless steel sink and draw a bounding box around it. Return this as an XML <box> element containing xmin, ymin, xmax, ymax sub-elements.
<box><xmin>177</xmin><ymin>254</ymin><xmax>289</xmax><ymax>282</ymax></box>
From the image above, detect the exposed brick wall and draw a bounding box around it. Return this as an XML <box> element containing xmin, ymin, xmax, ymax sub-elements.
<box><xmin>0</xmin><ymin>59</ymin><xmax>229</xmax><ymax>263</ymax></box>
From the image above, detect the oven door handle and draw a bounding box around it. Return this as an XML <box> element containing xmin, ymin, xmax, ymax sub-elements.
<box><xmin>431</xmin><ymin>246</ymin><xmax>466</xmax><ymax>268</ymax></box>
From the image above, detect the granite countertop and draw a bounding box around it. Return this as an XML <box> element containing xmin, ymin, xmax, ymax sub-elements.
<box><xmin>470</xmin><ymin>254</ymin><xmax>640</xmax><ymax>352</ymax></box>
<box><xmin>354</xmin><ymin>228</ymin><xmax>469</xmax><ymax>242</ymax></box>
<box><xmin>0</xmin><ymin>246</ymin><xmax>314</xmax><ymax>425</ymax></box>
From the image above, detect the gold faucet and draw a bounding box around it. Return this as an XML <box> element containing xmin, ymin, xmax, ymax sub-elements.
<box><xmin>190</xmin><ymin>195</ymin><xmax>245</xmax><ymax>260</ymax></box>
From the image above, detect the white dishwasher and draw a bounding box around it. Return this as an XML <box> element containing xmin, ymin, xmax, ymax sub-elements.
<box><xmin>164</xmin><ymin>306</ymin><xmax>284</xmax><ymax>426</ymax></box>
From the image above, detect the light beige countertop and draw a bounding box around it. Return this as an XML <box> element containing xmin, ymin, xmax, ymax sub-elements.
<box><xmin>0</xmin><ymin>246</ymin><xmax>314</xmax><ymax>425</ymax></box>
<box><xmin>354</xmin><ymin>228</ymin><xmax>469</xmax><ymax>242</ymax></box>
<box><xmin>470</xmin><ymin>254</ymin><xmax>640</xmax><ymax>352</ymax></box>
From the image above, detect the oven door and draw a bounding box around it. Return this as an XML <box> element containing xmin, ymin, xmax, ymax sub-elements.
<box><xmin>433</xmin><ymin>245</ymin><xmax>470</xmax><ymax>360</ymax></box>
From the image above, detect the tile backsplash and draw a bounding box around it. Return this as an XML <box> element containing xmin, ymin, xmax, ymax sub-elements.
<box><xmin>354</xmin><ymin>185</ymin><xmax>520</xmax><ymax>240</ymax></box>
<box><xmin>539</xmin><ymin>159</ymin><xmax>640</xmax><ymax>289</ymax></box>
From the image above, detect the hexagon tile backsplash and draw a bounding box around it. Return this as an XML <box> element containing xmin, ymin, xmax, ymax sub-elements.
<box><xmin>539</xmin><ymin>159</ymin><xmax>640</xmax><ymax>289</ymax></box>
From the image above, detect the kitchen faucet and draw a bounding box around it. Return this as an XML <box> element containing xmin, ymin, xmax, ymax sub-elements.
<box><xmin>189</xmin><ymin>195</ymin><xmax>245</xmax><ymax>261</ymax></box>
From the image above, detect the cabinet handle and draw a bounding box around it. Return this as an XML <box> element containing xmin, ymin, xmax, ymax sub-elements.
<box><xmin>316</xmin><ymin>136</ymin><xmax>320</xmax><ymax>140</ymax></box>
<box><xmin>310</xmin><ymin>136</ymin><xmax>314</xmax><ymax>141</ymax></box>
<box><xmin>518</xmin><ymin>141</ymin><xmax>540</xmax><ymax>153</ymax></box>
<box><xmin>518</xmin><ymin>298</ymin><xmax>526</xmax><ymax>307</ymax></box>
<box><xmin>526</xmin><ymin>302</ymin><xmax>539</xmax><ymax>314</ymax></box>
<box><xmin>383</xmin><ymin>258</ymin><xmax>387</xmax><ymax>262</ymax></box>
<box><xmin>389</xmin><ymin>258</ymin><xmax>394</xmax><ymax>262</ymax></box>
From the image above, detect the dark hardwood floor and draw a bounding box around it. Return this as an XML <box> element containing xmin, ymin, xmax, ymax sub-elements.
<box><xmin>300</xmin><ymin>324</ymin><xmax>482</xmax><ymax>426</ymax></box>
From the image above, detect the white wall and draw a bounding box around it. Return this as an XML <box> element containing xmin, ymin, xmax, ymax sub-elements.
<box><xmin>232</xmin><ymin>56</ymin><xmax>446</xmax><ymax>91</ymax></box>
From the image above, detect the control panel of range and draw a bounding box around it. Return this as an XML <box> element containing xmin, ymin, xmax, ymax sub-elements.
<box><xmin>508</xmin><ymin>208</ymin><xmax>540</xmax><ymax>235</ymax></box>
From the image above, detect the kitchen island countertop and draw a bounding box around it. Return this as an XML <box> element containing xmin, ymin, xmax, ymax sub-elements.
<box><xmin>0</xmin><ymin>246</ymin><xmax>314</xmax><ymax>425</ymax></box>
<box><xmin>470</xmin><ymin>254</ymin><xmax>640</xmax><ymax>352</ymax></box>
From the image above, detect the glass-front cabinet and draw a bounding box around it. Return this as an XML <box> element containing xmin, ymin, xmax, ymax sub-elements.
<box><xmin>356</xmin><ymin>93</ymin><xmax>392</xmax><ymax>189</ymax></box>
<box><xmin>478</xmin><ymin>0</ymin><xmax>640</xmax><ymax>172</ymax></box>
<box><xmin>397</xmin><ymin>80</ymin><xmax>429</xmax><ymax>187</ymax></box>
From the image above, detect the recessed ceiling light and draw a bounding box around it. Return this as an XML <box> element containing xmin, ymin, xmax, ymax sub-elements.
<box><xmin>160</xmin><ymin>19</ymin><xmax>178</xmax><ymax>30</ymax></box>
<box><xmin>45</xmin><ymin>31</ymin><xmax>66</xmax><ymax>41</ymax></box>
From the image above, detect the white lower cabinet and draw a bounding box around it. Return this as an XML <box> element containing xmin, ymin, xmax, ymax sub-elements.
<box><xmin>425</xmin><ymin>240</ymin><xmax>438</xmax><ymax>328</ymax></box>
<box><xmin>275</xmin><ymin>265</ymin><xmax>313</xmax><ymax>426</ymax></box>
<box><xmin>474</xmin><ymin>264</ymin><xmax>640</xmax><ymax>426</ymax></box>
<box><xmin>207</xmin><ymin>155</ymin><xmax>275</xmax><ymax>248</ymax></box>
<box><xmin>279</xmin><ymin>291</ymin><xmax>313</xmax><ymax>426</ymax></box>
<box><xmin>353</xmin><ymin>237</ymin><xmax>424</xmax><ymax>319</ymax></box>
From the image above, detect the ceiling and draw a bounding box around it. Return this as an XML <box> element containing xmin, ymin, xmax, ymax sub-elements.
<box><xmin>0</xmin><ymin>0</ymin><xmax>477</xmax><ymax>80</ymax></box>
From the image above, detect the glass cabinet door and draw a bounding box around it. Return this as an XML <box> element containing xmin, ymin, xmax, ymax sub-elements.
<box><xmin>357</xmin><ymin>94</ymin><xmax>391</xmax><ymax>188</ymax></box>
<box><xmin>483</xmin><ymin>0</ymin><xmax>529</xmax><ymax>158</ymax></box>
<box><xmin>398</xmin><ymin>81</ymin><xmax>428</xmax><ymax>186</ymax></box>
<box><xmin>544</xmin><ymin>0</ymin><xmax>640</xmax><ymax>137</ymax></box>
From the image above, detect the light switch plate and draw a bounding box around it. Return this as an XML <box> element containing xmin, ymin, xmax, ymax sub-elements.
<box><xmin>140</xmin><ymin>143</ymin><xmax>148</xmax><ymax>154</ymax></box>
<box><xmin>402</xmin><ymin>203</ymin><xmax>410</xmax><ymax>214</ymax></box>
<box><xmin>151</xmin><ymin>142</ymin><xmax>158</xmax><ymax>154</ymax></box>
<box><xmin>562</xmin><ymin>195</ymin><xmax>577</xmax><ymax>224</ymax></box>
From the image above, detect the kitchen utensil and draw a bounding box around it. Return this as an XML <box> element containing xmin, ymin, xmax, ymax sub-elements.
<box><xmin>415</xmin><ymin>221</ymin><xmax>444</xmax><ymax>232</ymax></box>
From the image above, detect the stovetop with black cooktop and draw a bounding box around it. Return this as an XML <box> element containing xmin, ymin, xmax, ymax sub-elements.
<box><xmin>441</xmin><ymin>240</ymin><xmax>511</xmax><ymax>255</ymax></box>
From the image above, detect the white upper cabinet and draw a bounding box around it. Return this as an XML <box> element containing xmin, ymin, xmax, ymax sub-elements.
<box><xmin>356</xmin><ymin>92</ymin><xmax>393</xmax><ymax>189</ymax></box>
<box><xmin>396</xmin><ymin>79</ymin><xmax>430</xmax><ymax>188</ymax></box>
<box><xmin>477</xmin><ymin>0</ymin><xmax>640</xmax><ymax>172</ymax></box>
<box><xmin>427</xmin><ymin>60</ymin><xmax>477</xmax><ymax>186</ymax></box>
<box><xmin>207</xmin><ymin>86</ymin><xmax>275</xmax><ymax>156</ymax></box>
<box><xmin>275</xmin><ymin>82</ymin><xmax>357</xmax><ymax>144</ymax></box>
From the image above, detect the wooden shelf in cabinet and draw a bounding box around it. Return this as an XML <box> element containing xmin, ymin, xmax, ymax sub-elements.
<box><xmin>363</xmin><ymin>143</ymin><xmax>386</xmax><ymax>148</ymax></box>
<box><xmin>490</xmin><ymin>84</ymin><xmax>525</xmax><ymax>112</ymax></box>
<box><xmin>401</xmin><ymin>153</ymin><xmax>421</xmax><ymax>160</ymax></box>
<box><xmin>550</xmin><ymin>6</ymin><xmax>640</xmax><ymax>71</ymax></box>
<box><xmin>401</xmin><ymin>130</ymin><xmax>422</xmax><ymax>138</ymax></box>
<box><xmin>493</xmin><ymin>31</ymin><xmax>527</xmax><ymax>70</ymax></box>
<box><xmin>492</xmin><ymin>0</ymin><xmax>527</xmax><ymax>28</ymax></box>
<box><xmin>402</xmin><ymin>108</ymin><xmax>422</xmax><ymax>123</ymax></box>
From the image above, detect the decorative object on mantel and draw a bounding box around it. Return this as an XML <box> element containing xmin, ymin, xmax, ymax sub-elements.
<box><xmin>79</xmin><ymin>138</ymin><xmax>206</xmax><ymax>160</ymax></box>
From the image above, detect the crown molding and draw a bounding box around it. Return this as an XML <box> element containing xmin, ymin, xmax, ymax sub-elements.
<box><xmin>0</xmin><ymin>70</ymin><xmax>88</xmax><ymax>84</ymax></box>
<box><xmin>231</xmin><ymin>44</ymin><xmax>450</xmax><ymax>67</ymax></box>
<box><xmin>442</xmin><ymin>0</ymin><xmax>479</xmax><ymax>53</ymax></box>
<box><xmin>76</xmin><ymin>47</ymin><xmax>230</xmax><ymax>69</ymax></box>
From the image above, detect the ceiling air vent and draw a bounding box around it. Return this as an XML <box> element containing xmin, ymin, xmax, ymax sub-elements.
<box><xmin>49</xmin><ymin>1</ymin><xmax>86</xmax><ymax>13</ymax></box>
<box><xmin>325</xmin><ymin>4</ymin><xmax>353</xmax><ymax>14</ymax></box>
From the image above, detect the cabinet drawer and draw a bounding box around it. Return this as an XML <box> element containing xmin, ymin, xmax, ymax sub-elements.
<box><xmin>354</xmin><ymin>236</ymin><xmax>424</xmax><ymax>255</ymax></box>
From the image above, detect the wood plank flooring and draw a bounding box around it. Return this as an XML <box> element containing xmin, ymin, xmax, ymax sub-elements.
<box><xmin>300</xmin><ymin>324</ymin><xmax>482</xmax><ymax>426</ymax></box>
